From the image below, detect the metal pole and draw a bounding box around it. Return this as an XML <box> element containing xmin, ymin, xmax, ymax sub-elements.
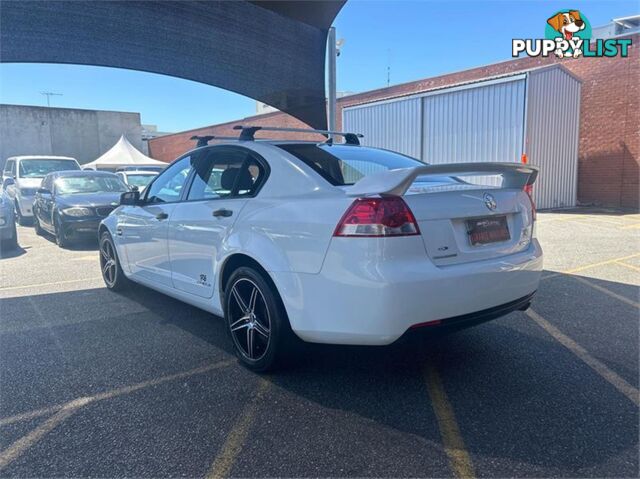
<box><xmin>327</xmin><ymin>26</ymin><xmax>337</xmax><ymax>134</ymax></box>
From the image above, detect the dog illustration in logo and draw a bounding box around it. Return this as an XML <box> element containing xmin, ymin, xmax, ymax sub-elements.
<box><xmin>547</xmin><ymin>10</ymin><xmax>586</xmax><ymax>58</ymax></box>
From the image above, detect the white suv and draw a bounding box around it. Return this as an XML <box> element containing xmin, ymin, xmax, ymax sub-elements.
<box><xmin>2</xmin><ymin>156</ymin><xmax>81</xmax><ymax>225</ymax></box>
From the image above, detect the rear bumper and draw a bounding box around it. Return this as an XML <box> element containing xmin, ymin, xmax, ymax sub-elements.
<box><xmin>271</xmin><ymin>238</ymin><xmax>542</xmax><ymax>345</ymax></box>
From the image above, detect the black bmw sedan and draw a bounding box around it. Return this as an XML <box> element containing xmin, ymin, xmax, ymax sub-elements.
<box><xmin>33</xmin><ymin>170</ymin><xmax>129</xmax><ymax>247</ymax></box>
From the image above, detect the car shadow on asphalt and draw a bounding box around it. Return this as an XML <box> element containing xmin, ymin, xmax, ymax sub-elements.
<box><xmin>2</xmin><ymin>271</ymin><xmax>636</xmax><ymax>474</ymax></box>
<box><xmin>111</xmin><ymin>271</ymin><xmax>638</xmax><ymax>473</ymax></box>
<box><xmin>0</xmin><ymin>244</ymin><xmax>27</xmax><ymax>259</ymax></box>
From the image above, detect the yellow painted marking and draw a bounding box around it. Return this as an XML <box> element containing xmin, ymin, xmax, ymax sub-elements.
<box><xmin>615</xmin><ymin>261</ymin><xmax>640</xmax><ymax>273</ymax></box>
<box><xmin>542</xmin><ymin>253</ymin><xmax>640</xmax><ymax>281</ymax></box>
<box><xmin>0</xmin><ymin>277</ymin><xmax>103</xmax><ymax>292</ymax></box>
<box><xmin>424</xmin><ymin>364</ymin><xmax>475</xmax><ymax>479</ymax></box>
<box><xmin>572</xmin><ymin>276</ymin><xmax>639</xmax><ymax>309</ymax></box>
<box><xmin>207</xmin><ymin>378</ymin><xmax>270</xmax><ymax>479</ymax></box>
<box><xmin>621</xmin><ymin>223</ymin><xmax>640</xmax><ymax>229</ymax></box>
<box><xmin>0</xmin><ymin>397</ymin><xmax>90</xmax><ymax>470</ymax></box>
<box><xmin>0</xmin><ymin>360</ymin><xmax>234</xmax><ymax>427</ymax></box>
<box><xmin>527</xmin><ymin>309</ymin><xmax>639</xmax><ymax>406</ymax></box>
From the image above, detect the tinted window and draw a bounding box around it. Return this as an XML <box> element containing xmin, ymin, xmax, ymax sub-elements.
<box><xmin>145</xmin><ymin>156</ymin><xmax>192</xmax><ymax>203</ymax></box>
<box><xmin>18</xmin><ymin>159</ymin><xmax>79</xmax><ymax>178</ymax></box>
<box><xmin>187</xmin><ymin>148</ymin><xmax>265</xmax><ymax>201</ymax></box>
<box><xmin>55</xmin><ymin>175</ymin><xmax>128</xmax><ymax>195</ymax></box>
<box><xmin>278</xmin><ymin>144</ymin><xmax>423</xmax><ymax>186</ymax></box>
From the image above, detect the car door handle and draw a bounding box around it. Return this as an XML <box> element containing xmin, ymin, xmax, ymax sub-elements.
<box><xmin>212</xmin><ymin>208</ymin><xmax>233</xmax><ymax>218</ymax></box>
<box><xmin>156</xmin><ymin>212</ymin><xmax>169</xmax><ymax>220</ymax></box>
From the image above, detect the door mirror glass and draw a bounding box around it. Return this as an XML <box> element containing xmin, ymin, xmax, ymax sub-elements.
<box><xmin>37</xmin><ymin>187</ymin><xmax>51</xmax><ymax>195</ymax></box>
<box><xmin>2</xmin><ymin>177</ymin><xmax>15</xmax><ymax>189</ymax></box>
<box><xmin>120</xmin><ymin>190</ymin><xmax>140</xmax><ymax>206</ymax></box>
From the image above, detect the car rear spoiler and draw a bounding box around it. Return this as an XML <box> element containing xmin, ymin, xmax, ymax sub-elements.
<box><xmin>345</xmin><ymin>162</ymin><xmax>539</xmax><ymax>197</ymax></box>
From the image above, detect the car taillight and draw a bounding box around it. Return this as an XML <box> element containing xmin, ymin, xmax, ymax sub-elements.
<box><xmin>524</xmin><ymin>184</ymin><xmax>536</xmax><ymax>221</ymax></box>
<box><xmin>333</xmin><ymin>197</ymin><xmax>420</xmax><ymax>237</ymax></box>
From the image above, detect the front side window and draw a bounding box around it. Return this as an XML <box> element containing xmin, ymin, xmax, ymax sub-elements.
<box><xmin>55</xmin><ymin>176</ymin><xmax>128</xmax><ymax>195</ymax></box>
<box><xmin>187</xmin><ymin>148</ymin><xmax>265</xmax><ymax>201</ymax></box>
<box><xmin>18</xmin><ymin>159</ymin><xmax>79</xmax><ymax>178</ymax></box>
<box><xmin>145</xmin><ymin>156</ymin><xmax>193</xmax><ymax>203</ymax></box>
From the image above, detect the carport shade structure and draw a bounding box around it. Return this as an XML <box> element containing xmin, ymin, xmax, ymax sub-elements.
<box><xmin>0</xmin><ymin>0</ymin><xmax>346</xmax><ymax>130</ymax></box>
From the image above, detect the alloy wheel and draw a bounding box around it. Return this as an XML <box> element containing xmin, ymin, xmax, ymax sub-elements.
<box><xmin>228</xmin><ymin>278</ymin><xmax>271</xmax><ymax>361</ymax></box>
<box><xmin>100</xmin><ymin>237</ymin><xmax>118</xmax><ymax>287</ymax></box>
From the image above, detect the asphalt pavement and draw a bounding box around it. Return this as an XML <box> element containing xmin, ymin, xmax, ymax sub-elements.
<box><xmin>0</xmin><ymin>207</ymin><xmax>638</xmax><ymax>478</ymax></box>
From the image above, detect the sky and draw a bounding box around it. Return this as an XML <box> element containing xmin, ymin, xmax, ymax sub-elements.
<box><xmin>0</xmin><ymin>0</ymin><xmax>636</xmax><ymax>133</ymax></box>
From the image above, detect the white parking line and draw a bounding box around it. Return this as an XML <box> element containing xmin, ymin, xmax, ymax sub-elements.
<box><xmin>572</xmin><ymin>276</ymin><xmax>639</xmax><ymax>309</ymax></box>
<box><xmin>0</xmin><ymin>360</ymin><xmax>234</xmax><ymax>427</ymax></box>
<box><xmin>527</xmin><ymin>309</ymin><xmax>639</xmax><ymax>406</ymax></box>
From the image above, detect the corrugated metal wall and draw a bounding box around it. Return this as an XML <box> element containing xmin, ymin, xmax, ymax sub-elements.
<box><xmin>342</xmin><ymin>66</ymin><xmax>581</xmax><ymax>209</ymax></box>
<box><xmin>342</xmin><ymin>97</ymin><xmax>421</xmax><ymax>159</ymax></box>
<box><xmin>525</xmin><ymin>68</ymin><xmax>580</xmax><ymax>209</ymax></box>
<box><xmin>422</xmin><ymin>78</ymin><xmax>526</xmax><ymax>187</ymax></box>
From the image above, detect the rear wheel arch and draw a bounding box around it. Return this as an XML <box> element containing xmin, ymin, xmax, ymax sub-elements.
<box><xmin>219</xmin><ymin>253</ymin><xmax>293</xmax><ymax>325</ymax></box>
<box><xmin>220</xmin><ymin>253</ymin><xmax>275</xmax><ymax>298</ymax></box>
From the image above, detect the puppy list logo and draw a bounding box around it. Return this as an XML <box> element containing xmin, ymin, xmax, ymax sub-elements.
<box><xmin>512</xmin><ymin>10</ymin><xmax>632</xmax><ymax>58</ymax></box>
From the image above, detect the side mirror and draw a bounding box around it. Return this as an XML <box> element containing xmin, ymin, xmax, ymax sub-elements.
<box><xmin>37</xmin><ymin>187</ymin><xmax>51</xmax><ymax>195</ymax></box>
<box><xmin>120</xmin><ymin>190</ymin><xmax>141</xmax><ymax>206</ymax></box>
<box><xmin>2</xmin><ymin>177</ymin><xmax>15</xmax><ymax>189</ymax></box>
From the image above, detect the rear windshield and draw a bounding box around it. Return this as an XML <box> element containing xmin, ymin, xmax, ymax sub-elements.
<box><xmin>19</xmin><ymin>159</ymin><xmax>79</xmax><ymax>178</ymax></box>
<box><xmin>278</xmin><ymin>144</ymin><xmax>424</xmax><ymax>186</ymax></box>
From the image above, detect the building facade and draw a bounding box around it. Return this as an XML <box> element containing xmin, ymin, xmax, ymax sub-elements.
<box><xmin>149</xmin><ymin>33</ymin><xmax>638</xmax><ymax>209</ymax></box>
<box><xmin>0</xmin><ymin>104</ymin><xmax>143</xmax><ymax>167</ymax></box>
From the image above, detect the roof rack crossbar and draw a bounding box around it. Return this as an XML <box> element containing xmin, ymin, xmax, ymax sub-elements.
<box><xmin>190</xmin><ymin>135</ymin><xmax>238</xmax><ymax>147</ymax></box>
<box><xmin>233</xmin><ymin>125</ymin><xmax>364</xmax><ymax>145</ymax></box>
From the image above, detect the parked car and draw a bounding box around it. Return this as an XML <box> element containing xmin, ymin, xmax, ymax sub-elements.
<box><xmin>98</xmin><ymin>128</ymin><xmax>542</xmax><ymax>371</ymax></box>
<box><xmin>0</xmin><ymin>188</ymin><xmax>18</xmax><ymax>251</ymax></box>
<box><xmin>115</xmin><ymin>165</ymin><xmax>165</xmax><ymax>173</ymax></box>
<box><xmin>115</xmin><ymin>170</ymin><xmax>158</xmax><ymax>192</ymax></box>
<box><xmin>33</xmin><ymin>170</ymin><xmax>128</xmax><ymax>247</ymax></box>
<box><xmin>2</xmin><ymin>156</ymin><xmax>81</xmax><ymax>225</ymax></box>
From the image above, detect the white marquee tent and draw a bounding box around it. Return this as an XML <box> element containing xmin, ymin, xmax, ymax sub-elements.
<box><xmin>83</xmin><ymin>135</ymin><xmax>167</xmax><ymax>171</ymax></box>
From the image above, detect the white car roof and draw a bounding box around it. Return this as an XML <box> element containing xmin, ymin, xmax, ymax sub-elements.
<box><xmin>7</xmin><ymin>155</ymin><xmax>78</xmax><ymax>161</ymax></box>
<box><xmin>119</xmin><ymin>170</ymin><xmax>158</xmax><ymax>175</ymax></box>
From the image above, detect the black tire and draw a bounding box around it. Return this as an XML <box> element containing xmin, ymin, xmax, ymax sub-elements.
<box><xmin>99</xmin><ymin>231</ymin><xmax>130</xmax><ymax>291</ymax></box>
<box><xmin>33</xmin><ymin>214</ymin><xmax>44</xmax><ymax>236</ymax></box>
<box><xmin>15</xmin><ymin>202</ymin><xmax>29</xmax><ymax>226</ymax></box>
<box><xmin>54</xmin><ymin>215</ymin><xmax>70</xmax><ymax>248</ymax></box>
<box><xmin>0</xmin><ymin>222</ymin><xmax>18</xmax><ymax>251</ymax></box>
<box><xmin>224</xmin><ymin>266</ymin><xmax>296</xmax><ymax>372</ymax></box>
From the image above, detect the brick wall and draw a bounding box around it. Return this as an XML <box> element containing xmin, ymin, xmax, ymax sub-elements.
<box><xmin>149</xmin><ymin>33</ymin><xmax>638</xmax><ymax>208</ymax></box>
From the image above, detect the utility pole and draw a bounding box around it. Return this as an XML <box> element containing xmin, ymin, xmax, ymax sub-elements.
<box><xmin>327</xmin><ymin>27</ymin><xmax>337</xmax><ymax>134</ymax></box>
<box><xmin>40</xmin><ymin>91</ymin><xmax>63</xmax><ymax>107</ymax></box>
<box><xmin>387</xmin><ymin>49</ymin><xmax>391</xmax><ymax>87</ymax></box>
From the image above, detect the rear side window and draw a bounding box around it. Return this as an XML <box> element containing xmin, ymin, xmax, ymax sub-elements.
<box><xmin>278</xmin><ymin>144</ymin><xmax>423</xmax><ymax>186</ymax></box>
<box><xmin>187</xmin><ymin>148</ymin><xmax>266</xmax><ymax>201</ymax></box>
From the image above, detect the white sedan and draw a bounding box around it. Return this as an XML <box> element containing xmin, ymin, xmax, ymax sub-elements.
<box><xmin>99</xmin><ymin>128</ymin><xmax>542</xmax><ymax>371</ymax></box>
